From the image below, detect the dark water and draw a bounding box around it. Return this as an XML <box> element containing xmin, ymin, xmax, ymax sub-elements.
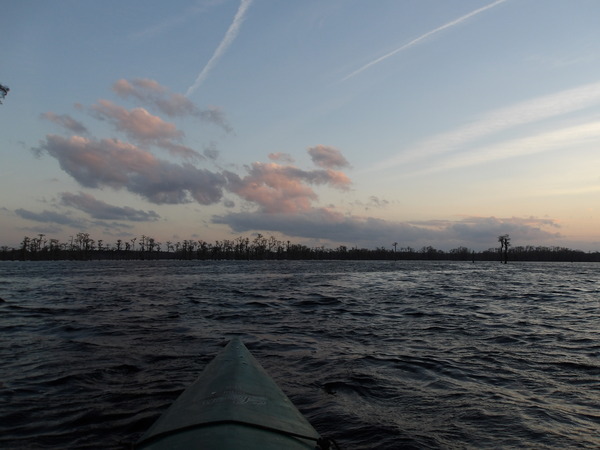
<box><xmin>1</xmin><ymin>260</ymin><xmax>599</xmax><ymax>449</ymax></box>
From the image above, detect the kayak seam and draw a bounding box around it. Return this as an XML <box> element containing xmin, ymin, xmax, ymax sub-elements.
<box><xmin>135</xmin><ymin>419</ymin><xmax>321</xmax><ymax>448</ymax></box>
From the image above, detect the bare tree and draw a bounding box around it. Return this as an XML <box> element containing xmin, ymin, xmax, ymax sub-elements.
<box><xmin>498</xmin><ymin>234</ymin><xmax>511</xmax><ymax>264</ymax></box>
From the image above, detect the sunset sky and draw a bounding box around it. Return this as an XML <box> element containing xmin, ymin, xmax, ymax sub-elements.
<box><xmin>2</xmin><ymin>0</ymin><xmax>600</xmax><ymax>251</ymax></box>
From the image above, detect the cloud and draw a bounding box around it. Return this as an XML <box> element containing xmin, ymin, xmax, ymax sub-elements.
<box><xmin>158</xmin><ymin>141</ymin><xmax>204</xmax><ymax>161</ymax></box>
<box><xmin>197</xmin><ymin>106</ymin><xmax>233</xmax><ymax>133</ymax></box>
<box><xmin>113</xmin><ymin>78</ymin><xmax>197</xmax><ymax>117</ymax></box>
<box><xmin>225</xmin><ymin>162</ymin><xmax>351</xmax><ymax>213</ymax></box>
<box><xmin>342</xmin><ymin>0</ymin><xmax>507</xmax><ymax>81</ymax></box>
<box><xmin>91</xmin><ymin>99</ymin><xmax>183</xmax><ymax>142</ymax></box>
<box><xmin>214</xmin><ymin>211</ymin><xmax>561</xmax><ymax>250</ymax></box>
<box><xmin>35</xmin><ymin>135</ymin><xmax>227</xmax><ymax>205</ymax></box>
<box><xmin>412</xmin><ymin>120</ymin><xmax>600</xmax><ymax>176</ymax></box>
<box><xmin>15</xmin><ymin>208</ymin><xmax>84</xmax><ymax>228</ymax></box>
<box><xmin>268</xmin><ymin>152</ymin><xmax>295</xmax><ymax>163</ymax></box>
<box><xmin>41</xmin><ymin>112</ymin><xmax>89</xmax><ymax>134</ymax></box>
<box><xmin>203</xmin><ymin>141</ymin><xmax>220</xmax><ymax>160</ymax></box>
<box><xmin>89</xmin><ymin>99</ymin><xmax>204</xmax><ymax>161</ymax></box>
<box><xmin>60</xmin><ymin>192</ymin><xmax>160</xmax><ymax>222</ymax></box>
<box><xmin>113</xmin><ymin>78</ymin><xmax>232</xmax><ymax>132</ymax></box>
<box><xmin>34</xmin><ymin>80</ymin><xmax>356</xmax><ymax>229</ymax></box>
<box><xmin>371</xmin><ymin>81</ymin><xmax>600</xmax><ymax>173</ymax></box>
<box><xmin>215</xmin><ymin>208</ymin><xmax>431</xmax><ymax>245</ymax></box>
<box><xmin>130</xmin><ymin>0</ymin><xmax>226</xmax><ymax>41</ymax></box>
<box><xmin>411</xmin><ymin>216</ymin><xmax>561</xmax><ymax>243</ymax></box>
<box><xmin>34</xmin><ymin>107</ymin><xmax>352</xmax><ymax>214</ymax></box>
<box><xmin>186</xmin><ymin>0</ymin><xmax>253</xmax><ymax>97</ymax></box>
<box><xmin>351</xmin><ymin>195</ymin><xmax>390</xmax><ymax>211</ymax></box>
<box><xmin>308</xmin><ymin>145</ymin><xmax>350</xmax><ymax>169</ymax></box>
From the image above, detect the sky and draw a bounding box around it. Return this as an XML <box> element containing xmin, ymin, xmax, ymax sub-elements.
<box><xmin>2</xmin><ymin>0</ymin><xmax>600</xmax><ymax>251</ymax></box>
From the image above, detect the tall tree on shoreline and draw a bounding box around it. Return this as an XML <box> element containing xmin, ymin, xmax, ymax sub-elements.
<box><xmin>498</xmin><ymin>234</ymin><xmax>511</xmax><ymax>264</ymax></box>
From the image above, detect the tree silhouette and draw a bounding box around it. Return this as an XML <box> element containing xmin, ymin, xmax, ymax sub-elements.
<box><xmin>2</xmin><ymin>230</ymin><xmax>600</xmax><ymax>261</ymax></box>
<box><xmin>498</xmin><ymin>234</ymin><xmax>511</xmax><ymax>264</ymax></box>
<box><xmin>0</xmin><ymin>84</ymin><xmax>9</xmax><ymax>104</ymax></box>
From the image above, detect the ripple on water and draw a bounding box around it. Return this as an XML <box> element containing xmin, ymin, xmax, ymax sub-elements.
<box><xmin>0</xmin><ymin>260</ymin><xmax>599</xmax><ymax>449</ymax></box>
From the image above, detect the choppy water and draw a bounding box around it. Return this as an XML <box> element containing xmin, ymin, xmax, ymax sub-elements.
<box><xmin>0</xmin><ymin>260</ymin><xmax>599</xmax><ymax>449</ymax></box>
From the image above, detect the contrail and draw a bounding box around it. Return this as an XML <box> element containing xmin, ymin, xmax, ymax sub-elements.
<box><xmin>186</xmin><ymin>0</ymin><xmax>252</xmax><ymax>97</ymax></box>
<box><xmin>341</xmin><ymin>0</ymin><xmax>507</xmax><ymax>82</ymax></box>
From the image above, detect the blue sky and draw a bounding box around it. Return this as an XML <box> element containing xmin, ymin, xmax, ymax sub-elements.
<box><xmin>2</xmin><ymin>0</ymin><xmax>600</xmax><ymax>251</ymax></box>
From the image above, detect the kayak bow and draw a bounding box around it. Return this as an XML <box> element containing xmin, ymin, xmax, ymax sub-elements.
<box><xmin>136</xmin><ymin>337</ymin><xmax>330</xmax><ymax>449</ymax></box>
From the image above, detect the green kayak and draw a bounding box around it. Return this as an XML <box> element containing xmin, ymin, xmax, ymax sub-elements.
<box><xmin>136</xmin><ymin>337</ymin><xmax>335</xmax><ymax>449</ymax></box>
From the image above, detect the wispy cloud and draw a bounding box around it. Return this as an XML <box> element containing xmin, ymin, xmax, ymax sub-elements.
<box><xmin>417</xmin><ymin>120</ymin><xmax>600</xmax><ymax>176</ymax></box>
<box><xmin>130</xmin><ymin>0</ymin><xmax>226</xmax><ymax>41</ymax></box>
<box><xmin>61</xmin><ymin>192</ymin><xmax>161</xmax><ymax>222</ymax></box>
<box><xmin>186</xmin><ymin>0</ymin><xmax>252</xmax><ymax>97</ymax></box>
<box><xmin>268</xmin><ymin>152</ymin><xmax>295</xmax><ymax>163</ymax></box>
<box><xmin>15</xmin><ymin>208</ymin><xmax>85</xmax><ymax>228</ymax></box>
<box><xmin>342</xmin><ymin>0</ymin><xmax>507</xmax><ymax>81</ymax></box>
<box><xmin>41</xmin><ymin>112</ymin><xmax>89</xmax><ymax>134</ymax></box>
<box><xmin>371</xmin><ymin>81</ymin><xmax>600</xmax><ymax>173</ymax></box>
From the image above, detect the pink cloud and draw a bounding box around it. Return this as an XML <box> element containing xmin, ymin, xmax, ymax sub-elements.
<box><xmin>33</xmin><ymin>79</ymin><xmax>355</xmax><ymax>219</ymax></box>
<box><xmin>308</xmin><ymin>145</ymin><xmax>350</xmax><ymax>169</ymax></box>
<box><xmin>113</xmin><ymin>78</ymin><xmax>196</xmax><ymax>117</ymax></box>
<box><xmin>91</xmin><ymin>99</ymin><xmax>182</xmax><ymax>142</ymax></box>
<box><xmin>113</xmin><ymin>78</ymin><xmax>232</xmax><ymax>132</ymax></box>
<box><xmin>226</xmin><ymin>164</ymin><xmax>316</xmax><ymax>213</ymax></box>
<box><xmin>323</xmin><ymin>169</ymin><xmax>352</xmax><ymax>189</ymax></box>
<box><xmin>35</xmin><ymin>135</ymin><xmax>226</xmax><ymax>204</ymax></box>
<box><xmin>225</xmin><ymin>162</ymin><xmax>351</xmax><ymax>213</ymax></box>
<box><xmin>89</xmin><ymin>99</ymin><xmax>204</xmax><ymax>160</ymax></box>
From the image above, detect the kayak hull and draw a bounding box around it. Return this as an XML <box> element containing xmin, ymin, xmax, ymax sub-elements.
<box><xmin>136</xmin><ymin>337</ymin><xmax>321</xmax><ymax>449</ymax></box>
<box><xmin>138</xmin><ymin>423</ymin><xmax>318</xmax><ymax>449</ymax></box>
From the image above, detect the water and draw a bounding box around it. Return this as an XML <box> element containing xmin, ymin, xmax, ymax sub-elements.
<box><xmin>1</xmin><ymin>260</ymin><xmax>598</xmax><ymax>449</ymax></box>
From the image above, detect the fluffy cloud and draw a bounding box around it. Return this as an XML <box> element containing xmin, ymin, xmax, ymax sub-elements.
<box><xmin>88</xmin><ymin>99</ymin><xmax>204</xmax><ymax>161</ymax></box>
<box><xmin>61</xmin><ymin>192</ymin><xmax>160</xmax><ymax>221</ymax></box>
<box><xmin>308</xmin><ymin>145</ymin><xmax>350</xmax><ymax>169</ymax></box>
<box><xmin>41</xmin><ymin>112</ymin><xmax>89</xmax><ymax>134</ymax></box>
<box><xmin>113</xmin><ymin>78</ymin><xmax>232</xmax><ymax>132</ymax></box>
<box><xmin>32</xmin><ymin>79</ymin><xmax>359</xmax><ymax>234</ymax></box>
<box><xmin>35</xmin><ymin>135</ymin><xmax>227</xmax><ymax>204</ymax></box>
<box><xmin>225</xmin><ymin>162</ymin><xmax>351</xmax><ymax>213</ymax></box>
<box><xmin>91</xmin><ymin>99</ymin><xmax>183</xmax><ymax>142</ymax></box>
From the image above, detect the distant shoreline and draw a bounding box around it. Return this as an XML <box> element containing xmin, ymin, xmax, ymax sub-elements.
<box><xmin>3</xmin><ymin>233</ymin><xmax>598</xmax><ymax>262</ymax></box>
<box><xmin>2</xmin><ymin>248</ymin><xmax>598</xmax><ymax>263</ymax></box>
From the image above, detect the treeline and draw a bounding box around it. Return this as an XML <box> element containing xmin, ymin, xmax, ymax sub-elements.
<box><xmin>1</xmin><ymin>233</ymin><xmax>599</xmax><ymax>262</ymax></box>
